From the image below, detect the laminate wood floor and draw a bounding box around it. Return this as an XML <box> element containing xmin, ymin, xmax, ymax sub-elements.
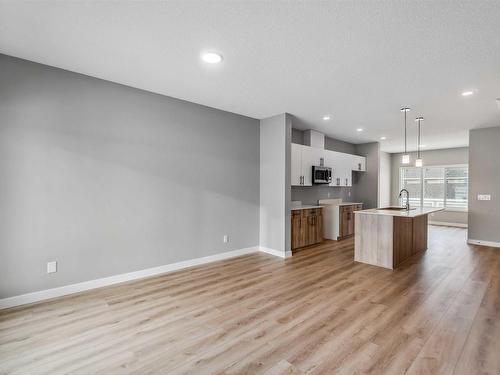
<box><xmin>1</xmin><ymin>226</ymin><xmax>499</xmax><ymax>374</ymax></box>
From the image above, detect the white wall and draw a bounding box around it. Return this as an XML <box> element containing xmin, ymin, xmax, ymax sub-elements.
<box><xmin>259</xmin><ymin>114</ymin><xmax>292</xmax><ymax>256</ymax></box>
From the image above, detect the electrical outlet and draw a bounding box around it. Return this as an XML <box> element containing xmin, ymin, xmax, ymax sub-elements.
<box><xmin>348</xmin><ymin>191</ymin><xmax>351</xmax><ymax>197</ymax></box>
<box><xmin>223</xmin><ymin>235</ymin><xmax>229</xmax><ymax>243</ymax></box>
<box><xmin>47</xmin><ymin>261</ymin><xmax>57</xmax><ymax>274</ymax></box>
<box><xmin>477</xmin><ymin>194</ymin><xmax>491</xmax><ymax>201</ymax></box>
<box><xmin>327</xmin><ymin>192</ymin><xmax>331</xmax><ymax>198</ymax></box>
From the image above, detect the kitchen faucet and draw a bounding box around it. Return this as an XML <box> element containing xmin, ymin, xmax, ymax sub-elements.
<box><xmin>398</xmin><ymin>189</ymin><xmax>410</xmax><ymax>211</ymax></box>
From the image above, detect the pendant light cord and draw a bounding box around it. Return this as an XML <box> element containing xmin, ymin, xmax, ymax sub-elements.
<box><xmin>417</xmin><ymin>119</ymin><xmax>421</xmax><ymax>159</ymax></box>
<box><xmin>404</xmin><ymin>110</ymin><xmax>407</xmax><ymax>154</ymax></box>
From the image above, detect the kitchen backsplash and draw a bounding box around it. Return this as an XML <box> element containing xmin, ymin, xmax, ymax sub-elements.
<box><xmin>291</xmin><ymin>185</ymin><xmax>354</xmax><ymax>205</ymax></box>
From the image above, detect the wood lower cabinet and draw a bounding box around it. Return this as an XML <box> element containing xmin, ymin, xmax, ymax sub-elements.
<box><xmin>291</xmin><ymin>211</ymin><xmax>305</xmax><ymax>249</ymax></box>
<box><xmin>338</xmin><ymin>204</ymin><xmax>363</xmax><ymax>239</ymax></box>
<box><xmin>393</xmin><ymin>214</ymin><xmax>429</xmax><ymax>268</ymax></box>
<box><xmin>291</xmin><ymin>208</ymin><xmax>323</xmax><ymax>250</ymax></box>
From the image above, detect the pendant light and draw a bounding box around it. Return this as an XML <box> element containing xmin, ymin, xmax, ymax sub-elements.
<box><xmin>415</xmin><ymin>116</ymin><xmax>424</xmax><ymax>167</ymax></box>
<box><xmin>401</xmin><ymin>107</ymin><xmax>411</xmax><ymax>164</ymax></box>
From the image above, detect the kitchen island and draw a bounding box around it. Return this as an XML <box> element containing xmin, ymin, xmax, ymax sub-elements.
<box><xmin>354</xmin><ymin>207</ymin><xmax>443</xmax><ymax>269</ymax></box>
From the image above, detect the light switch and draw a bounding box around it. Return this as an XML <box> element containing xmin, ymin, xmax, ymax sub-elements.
<box><xmin>477</xmin><ymin>194</ymin><xmax>491</xmax><ymax>201</ymax></box>
<box><xmin>47</xmin><ymin>261</ymin><xmax>57</xmax><ymax>274</ymax></box>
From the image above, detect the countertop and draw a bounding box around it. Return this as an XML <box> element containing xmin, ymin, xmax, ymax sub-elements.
<box><xmin>317</xmin><ymin>199</ymin><xmax>363</xmax><ymax>207</ymax></box>
<box><xmin>355</xmin><ymin>207</ymin><xmax>443</xmax><ymax>218</ymax></box>
<box><xmin>291</xmin><ymin>205</ymin><xmax>324</xmax><ymax>211</ymax></box>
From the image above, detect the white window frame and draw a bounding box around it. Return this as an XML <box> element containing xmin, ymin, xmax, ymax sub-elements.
<box><xmin>399</xmin><ymin>164</ymin><xmax>468</xmax><ymax>212</ymax></box>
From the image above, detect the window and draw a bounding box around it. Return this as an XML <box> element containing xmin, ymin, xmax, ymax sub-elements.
<box><xmin>400</xmin><ymin>167</ymin><xmax>422</xmax><ymax>207</ymax></box>
<box><xmin>423</xmin><ymin>167</ymin><xmax>445</xmax><ymax>208</ymax></box>
<box><xmin>399</xmin><ymin>165</ymin><xmax>468</xmax><ymax>211</ymax></box>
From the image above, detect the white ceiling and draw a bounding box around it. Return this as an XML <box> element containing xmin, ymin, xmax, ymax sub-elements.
<box><xmin>1</xmin><ymin>1</ymin><xmax>499</xmax><ymax>152</ymax></box>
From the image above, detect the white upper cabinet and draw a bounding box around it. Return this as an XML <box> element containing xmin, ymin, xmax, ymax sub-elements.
<box><xmin>291</xmin><ymin>143</ymin><xmax>365</xmax><ymax>187</ymax></box>
<box><xmin>291</xmin><ymin>144</ymin><xmax>325</xmax><ymax>186</ymax></box>
<box><xmin>302</xmin><ymin>146</ymin><xmax>326</xmax><ymax>186</ymax></box>
<box><xmin>291</xmin><ymin>143</ymin><xmax>303</xmax><ymax>186</ymax></box>
<box><xmin>351</xmin><ymin>155</ymin><xmax>366</xmax><ymax>171</ymax></box>
<box><xmin>328</xmin><ymin>151</ymin><xmax>351</xmax><ymax>187</ymax></box>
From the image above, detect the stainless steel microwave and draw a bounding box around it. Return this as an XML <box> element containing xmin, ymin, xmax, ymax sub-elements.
<box><xmin>312</xmin><ymin>166</ymin><xmax>332</xmax><ymax>184</ymax></box>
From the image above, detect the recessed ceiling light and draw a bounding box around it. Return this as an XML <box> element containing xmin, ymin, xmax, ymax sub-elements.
<box><xmin>322</xmin><ymin>115</ymin><xmax>331</xmax><ymax>121</ymax></box>
<box><xmin>380</xmin><ymin>136</ymin><xmax>386</xmax><ymax>140</ymax></box>
<box><xmin>201</xmin><ymin>52</ymin><xmax>223</xmax><ymax>64</ymax></box>
<box><xmin>420</xmin><ymin>144</ymin><xmax>427</xmax><ymax>148</ymax></box>
<box><xmin>356</xmin><ymin>128</ymin><xmax>363</xmax><ymax>132</ymax></box>
<box><xmin>461</xmin><ymin>90</ymin><xmax>474</xmax><ymax>96</ymax></box>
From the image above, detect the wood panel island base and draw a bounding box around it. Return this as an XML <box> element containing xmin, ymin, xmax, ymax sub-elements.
<box><xmin>354</xmin><ymin>207</ymin><xmax>443</xmax><ymax>269</ymax></box>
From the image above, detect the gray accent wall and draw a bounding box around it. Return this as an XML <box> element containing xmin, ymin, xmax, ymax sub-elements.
<box><xmin>0</xmin><ymin>54</ymin><xmax>260</xmax><ymax>298</ymax></box>
<box><xmin>353</xmin><ymin>142</ymin><xmax>380</xmax><ymax>209</ymax></box>
<box><xmin>260</xmin><ymin>114</ymin><xmax>291</xmax><ymax>254</ymax></box>
<box><xmin>468</xmin><ymin>127</ymin><xmax>500</xmax><ymax>243</ymax></box>
<box><xmin>390</xmin><ymin>147</ymin><xmax>469</xmax><ymax>225</ymax></box>
<box><xmin>291</xmin><ymin>128</ymin><xmax>356</xmax><ymax>155</ymax></box>
<box><xmin>325</xmin><ymin>137</ymin><xmax>357</xmax><ymax>155</ymax></box>
<box><xmin>291</xmin><ymin>128</ymin><xmax>304</xmax><ymax>145</ymax></box>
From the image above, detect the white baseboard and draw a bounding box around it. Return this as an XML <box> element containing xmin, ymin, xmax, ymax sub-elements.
<box><xmin>429</xmin><ymin>221</ymin><xmax>468</xmax><ymax>228</ymax></box>
<box><xmin>468</xmin><ymin>239</ymin><xmax>500</xmax><ymax>248</ymax></box>
<box><xmin>259</xmin><ymin>246</ymin><xmax>292</xmax><ymax>258</ymax></box>
<box><xmin>0</xmin><ymin>246</ymin><xmax>260</xmax><ymax>310</ymax></box>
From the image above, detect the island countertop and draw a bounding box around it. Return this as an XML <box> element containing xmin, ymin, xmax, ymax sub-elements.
<box><xmin>355</xmin><ymin>207</ymin><xmax>443</xmax><ymax>218</ymax></box>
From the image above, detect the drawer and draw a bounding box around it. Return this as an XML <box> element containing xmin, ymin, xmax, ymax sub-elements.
<box><xmin>340</xmin><ymin>205</ymin><xmax>354</xmax><ymax>213</ymax></box>
<box><xmin>354</xmin><ymin>204</ymin><xmax>363</xmax><ymax>211</ymax></box>
<box><xmin>303</xmin><ymin>208</ymin><xmax>321</xmax><ymax>217</ymax></box>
